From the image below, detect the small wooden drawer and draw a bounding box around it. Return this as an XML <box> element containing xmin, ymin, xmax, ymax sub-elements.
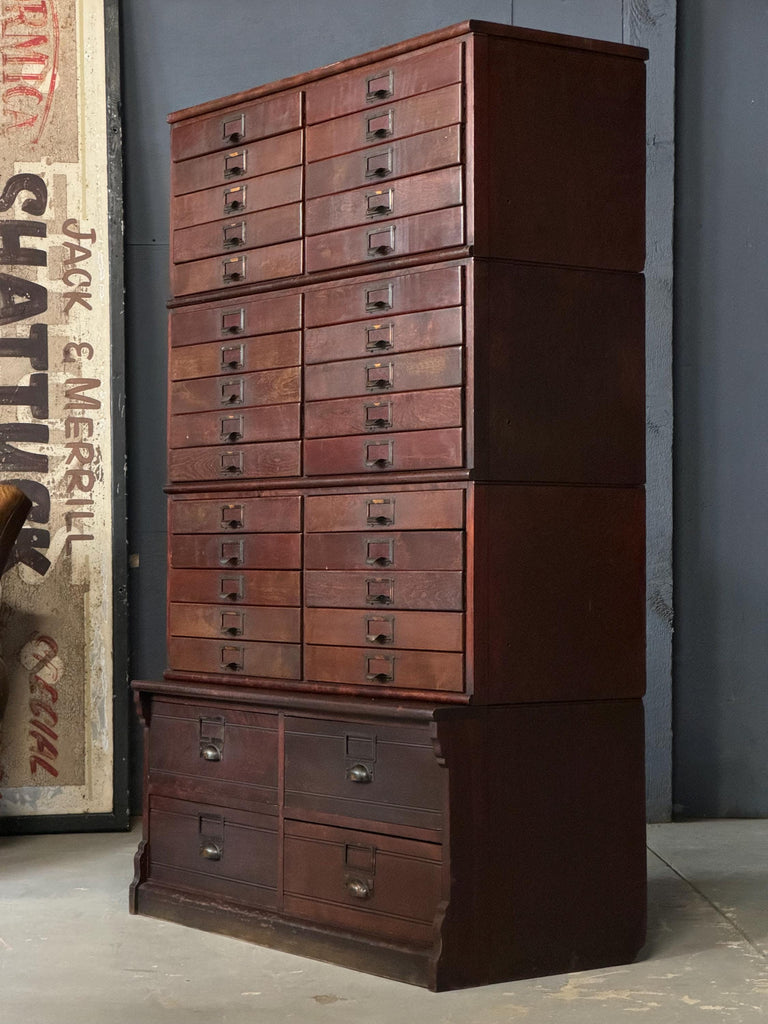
<box><xmin>304</xmin><ymin>427</ymin><xmax>463</xmax><ymax>475</ymax></box>
<box><xmin>168</xmin><ymin>439</ymin><xmax>301</xmax><ymax>483</ymax></box>
<box><xmin>305</xmin><ymin>645</ymin><xmax>463</xmax><ymax>693</ymax></box>
<box><xmin>167</xmin><ymin>636</ymin><xmax>301</xmax><ymax>679</ymax></box>
<box><xmin>173</xmin><ymin>204</ymin><xmax>302</xmax><ymax>265</ymax></box>
<box><xmin>305</xmin><ymin>387</ymin><xmax>462</xmax><ymax>439</ymax></box>
<box><xmin>284</xmin><ymin>716</ymin><xmax>443</xmax><ymax>831</ymax></box>
<box><xmin>283</xmin><ymin>820</ymin><xmax>441</xmax><ymax>946</ymax></box>
<box><xmin>305</xmin><ymin>488</ymin><xmax>464</xmax><ymax>532</ymax></box>
<box><xmin>305</xmin><ymin>167</ymin><xmax>462</xmax><ymax>236</ymax></box>
<box><xmin>306</xmin><ymin>207</ymin><xmax>464</xmax><ymax>274</ymax></box>
<box><xmin>171</xmin><ymin>90</ymin><xmax>302</xmax><ymax>160</ymax></box>
<box><xmin>149</xmin><ymin>795</ymin><xmax>278</xmax><ymax>909</ymax></box>
<box><xmin>169</xmin><ymin>495</ymin><xmax>301</xmax><ymax>534</ymax></box>
<box><xmin>172</xmin><ymin>129</ymin><xmax>303</xmax><ymax>196</ymax></box>
<box><xmin>171</xmin><ymin>239</ymin><xmax>302</xmax><ymax>296</ymax></box>
<box><xmin>306</xmin><ymin>41</ymin><xmax>462</xmax><ymax>124</ymax></box>
<box><xmin>305</xmin><ymin>530</ymin><xmax>462</xmax><ymax>572</ymax></box>
<box><xmin>304</xmin><ymin>570</ymin><xmax>463</xmax><ymax>611</ymax></box>
<box><xmin>305</xmin><ymin>305</ymin><xmax>462</xmax><ymax>365</ymax></box>
<box><xmin>171</xmin><ymin>532</ymin><xmax>301</xmax><ymax>570</ymax></box>
<box><xmin>305</xmin><ymin>347</ymin><xmax>462</xmax><ymax>402</ymax></box>
<box><xmin>306</xmin><ymin>124</ymin><xmax>461</xmax><ymax>200</ymax></box>
<box><xmin>304</xmin><ymin>608</ymin><xmax>463</xmax><ymax>652</ymax></box>
<box><xmin>305</xmin><ymin>264</ymin><xmax>462</xmax><ymax>328</ymax></box>
<box><xmin>170</xmin><ymin>332</ymin><xmax>301</xmax><ymax>381</ymax></box>
<box><xmin>173</xmin><ymin>165</ymin><xmax>303</xmax><ymax>231</ymax></box>
<box><xmin>306</xmin><ymin>83</ymin><xmax>462</xmax><ymax>163</ymax></box>
<box><xmin>170</xmin><ymin>291</ymin><xmax>301</xmax><ymax>349</ymax></box>
<box><xmin>149</xmin><ymin>699</ymin><xmax>278</xmax><ymax>807</ymax></box>
<box><xmin>170</xmin><ymin>404</ymin><xmax>300</xmax><ymax>449</ymax></box>
<box><xmin>169</xmin><ymin>602</ymin><xmax>301</xmax><ymax>643</ymax></box>
<box><xmin>170</xmin><ymin>366</ymin><xmax>301</xmax><ymax>416</ymax></box>
<box><xmin>168</xmin><ymin>568</ymin><xmax>300</xmax><ymax>607</ymax></box>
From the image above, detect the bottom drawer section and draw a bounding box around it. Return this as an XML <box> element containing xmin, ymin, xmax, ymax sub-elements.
<box><xmin>149</xmin><ymin>795</ymin><xmax>278</xmax><ymax>909</ymax></box>
<box><xmin>283</xmin><ymin>820</ymin><xmax>441</xmax><ymax>946</ymax></box>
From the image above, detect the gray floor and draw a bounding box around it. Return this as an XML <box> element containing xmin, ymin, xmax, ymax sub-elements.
<box><xmin>1</xmin><ymin>820</ymin><xmax>766</xmax><ymax>1022</ymax></box>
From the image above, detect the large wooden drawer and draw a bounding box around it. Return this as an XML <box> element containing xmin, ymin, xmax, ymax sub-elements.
<box><xmin>304</xmin><ymin>305</ymin><xmax>462</xmax><ymax>364</ymax></box>
<box><xmin>305</xmin><ymin>387</ymin><xmax>462</xmax><ymax>439</ymax></box>
<box><xmin>305</xmin><ymin>488</ymin><xmax>464</xmax><ymax>532</ymax></box>
<box><xmin>168</xmin><ymin>439</ymin><xmax>301</xmax><ymax>483</ymax></box>
<box><xmin>305</xmin><ymin>645</ymin><xmax>463</xmax><ymax>692</ymax></box>
<box><xmin>306</xmin><ymin>207</ymin><xmax>464</xmax><ymax>273</ymax></box>
<box><xmin>173</xmin><ymin>165</ymin><xmax>303</xmax><ymax>231</ymax></box>
<box><xmin>170</xmin><ymin>291</ymin><xmax>301</xmax><ymax>349</ymax></box>
<box><xmin>304</xmin><ymin>571</ymin><xmax>463</xmax><ymax>611</ymax></box>
<box><xmin>149</xmin><ymin>795</ymin><xmax>278</xmax><ymax>909</ymax></box>
<box><xmin>170</xmin><ymin>366</ymin><xmax>301</xmax><ymax>415</ymax></box>
<box><xmin>305</xmin><ymin>41</ymin><xmax>462</xmax><ymax>123</ymax></box>
<box><xmin>305</xmin><ymin>264</ymin><xmax>462</xmax><ymax>328</ymax></box>
<box><xmin>304</xmin><ymin>428</ymin><xmax>463</xmax><ymax>475</ymax></box>
<box><xmin>305</xmin><ymin>530</ymin><xmax>462</xmax><ymax>571</ymax></box>
<box><xmin>167</xmin><ymin>636</ymin><xmax>301</xmax><ymax>679</ymax></box>
<box><xmin>171</xmin><ymin>90</ymin><xmax>302</xmax><ymax>160</ymax></box>
<box><xmin>169</xmin><ymin>495</ymin><xmax>301</xmax><ymax>534</ymax></box>
<box><xmin>283</xmin><ymin>820</ymin><xmax>441</xmax><ymax>945</ymax></box>
<box><xmin>169</xmin><ymin>602</ymin><xmax>301</xmax><ymax>643</ymax></box>
<box><xmin>172</xmin><ymin>129</ymin><xmax>302</xmax><ymax>196</ymax></box>
<box><xmin>306</xmin><ymin>84</ymin><xmax>463</xmax><ymax>163</ymax></box>
<box><xmin>283</xmin><ymin>716</ymin><xmax>443</xmax><ymax>831</ymax></box>
<box><xmin>170</xmin><ymin>404</ymin><xmax>300</xmax><ymax>449</ymax></box>
<box><xmin>168</xmin><ymin>568</ymin><xmax>300</xmax><ymax>606</ymax></box>
<box><xmin>149</xmin><ymin>699</ymin><xmax>278</xmax><ymax>808</ymax></box>
<box><xmin>171</xmin><ymin>239</ymin><xmax>303</xmax><ymax>296</ymax></box>
<box><xmin>173</xmin><ymin>204</ymin><xmax>302</xmax><ymax>265</ymax></box>
<box><xmin>305</xmin><ymin>125</ymin><xmax>461</xmax><ymax>200</ymax></box>
<box><xmin>304</xmin><ymin>608</ymin><xmax>463</xmax><ymax>652</ymax></box>
<box><xmin>171</xmin><ymin>532</ymin><xmax>301</xmax><ymax>570</ymax></box>
<box><xmin>171</xmin><ymin>331</ymin><xmax>301</xmax><ymax>382</ymax></box>
<box><xmin>305</xmin><ymin>347</ymin><xmax>462</xmax><ymax>401</ymax></box>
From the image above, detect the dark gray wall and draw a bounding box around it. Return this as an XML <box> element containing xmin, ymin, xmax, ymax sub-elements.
<box><xmin>674</xmin><ymin>0</ymin><xmax>768</xmax><ymax>816</ymax></box>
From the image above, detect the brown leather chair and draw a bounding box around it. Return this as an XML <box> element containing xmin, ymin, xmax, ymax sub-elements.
<box><xmin>0</xmin><ymin>485</ymin><xmax>33</xmax><ymax>719</ymax></box>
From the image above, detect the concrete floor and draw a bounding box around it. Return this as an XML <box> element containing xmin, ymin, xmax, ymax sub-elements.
<box><xmin>1</xmin><ymin>820</ymin><xmax>766</xmax><ymax>1022</ymax></box>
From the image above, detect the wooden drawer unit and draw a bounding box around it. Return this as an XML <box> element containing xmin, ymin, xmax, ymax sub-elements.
<box><xmin>305</xmin><ymin>347</ymin><xmax>462</xmax><ymax>401</ymax></box>
<box><xmin>171</xmin><ymin>90</ymin><xmax>301</xmax><ymax>160</ymax></box>
<box><xmin>305</xmin><ymin>530</ymin><xmax>462</xmax><ymax>571</ymax></box>
<box><xmin>170</xmin><ymin>366</ymin><xmax>301</xmax><ymax>415</ymax></box>
<box><xmin>305</xmin><ymin>487</ymin><xmax>464</xmax><ymax>532</ymax></box>
<box><xmin>170</xmin><ymin>404</ymin><xmax>300</xmax><ymax>449</ymax></box>
<box><xmin>173</xmin><ymin>204</ymin><xmax>302</xmax><ymax>265</ymax></box>
<box><xmin>304</xmin><ymin>305</ymin><xmax>462</xmax><ymax>364</ymax></box>
<box><xmin>169</xmin><ymin>494</ymin><xmax>301</xmax><ymax>534</ymax></box>
<box><xmin>304</xmin><ymin>570</ymin><xmax>464</xmax><ymax>612</ymax></box>
<box><xmin>305</xmin><ymin>646</ymin><xmax>463</xmax><ymax>693</ymax></box>
<box><xmin>170</xmin><ymin>290</ymin><xmax>301</xmax><ymax>349</ymax></box>
<box><xmin>169</xmin><ymin>602</ymin><xmax>301</xmax><ymax>643</ymax></box>
<box><xmin>304</xmin><ymin>608</ymin><xmax>463</xmax><ymax>652</ymax></box>
<box><xmin>304</xmin><ymin>387</ymin><xmax>462</xmax><ymax>439</ymax></box>
<box><xmin>171</xmin><ymin>129</ymin><xmax>303</xmax><ymax>197</ymax></box>
<box><xmin>168</xmin><ymin>636</ymin><xmax>301</xmax><ymax>680</ymax></box>
<box><xmin>168</xmin><ymin>439</ymin><xmax>301</xmax><ymax>482</ymax></box>
<box><xmin>170</xmin><ymin>532</ymin><xmax>301</xmax><ymax>570</ymax></box>
<box><xmin>171</xmin><ymin>331</ymin><xmax>301</xmax><ymax>381</ymax></box>
<box><xmin>168</xmin><ymin>568</ymin><xmax>300</xmax><ymax>607</ymax></box>
<box><xmin>304</xmin><ymin>428</ymin><xmax>463</xmax><ymax>475</ymax></box>
<box><xmin>172</xmin><ymin>238</ymin><xmax>303</xmax><ymax>295</ymax></box>
<box><xmin>172</xmin><ymin>165</ymin><xmax>303</xmax><ymax>231</ymax></box>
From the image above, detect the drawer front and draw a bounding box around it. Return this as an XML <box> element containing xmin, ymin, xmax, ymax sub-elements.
<box><xmin>304</xmin><ymin>608</ymin><xmax>463</xmax><ymax>652</ymax></box>
<box><xmin>305</xmin><ymin>645</ymin><xmax>463</xmax><ymax>692</ymax></box>
<box><xmin>304</xmin><ymin>427</ymin><xmax>463</xmax><ymax>475</ymax></box>
<box><xmin>170</xmin><ymin>495</ymin><xmax>301</xmax><ymax>534</ymax></box>
<box><xmin>306</xmin><ymin>41</ymin><xmax>462</xmax><ymax>124</ymax></box>
<box><xmin>283</xmin><ymin>820</ymin><xmax>441</xmax><ymax>945</ymax></box>
<box><xmin>170</xmin><ymin>404</ymin><xmax>300</xmax><ymax>448</ymax></box>
<box><xmin>171</xmin><ymin>91</ymin><xmax>302</xmax><ymax>160</ymax></box>
<box><xmin>306</xmin><ymin>207</ymin><xmax>464</xmax><ymax>274</ymax></box>
<box><xmin>305</xmin><ymin>387</ymin><xmax>462</xmax><ymax>439</ymax></box>
<box><xmin>149</xmin><ymin>795</ymin><xmax>278</xmax><ymax>909</ymax></box>
<box><xmin>173</xmin><ymin>204</ymin><xmax>302</xmax><ymax>265</ymax></box>
<box><xmin>171</xmin><ymin>239</ymin><xmax>302</xmax><ymax>296</ymax></box>
<box><xmin>306</xmin><ymin>124</ymin><xmax>461</xmax><ymax>200</ymax></box>
<box><xmin>305</xmin><ymin>264</ymin><xmax>462</xmax><ymax>328</ymax></box>
<box><xmin>304</xmin><ymin>347</ymin><xmax>462</xmax><ymax>402</ymax></box>
<box><xmin>284</xmin><ymin>716</ymin><xmax>443</xmax><ymax>830</ymax></box>
<box><xmin>170</xmin><ymin>332</ymin><xmax>301</xmax><ymax>382</ymax></box>
<box><xmin>305</xmin><ymin>167</ymin><xmax>462</xmax><ymax>236</ymax></box>
<box><xmin>304</xmin><ymin>570</ymin><xmax>463</xmax><ymax>611</ymax></box>
<box><xmin>306</xmin><ymin>84</ymin><xmax>462</xmax><ymax>164</ymax></box>
<box><xmin>149</xmin><ymin>699</ymin><xmax>277</xmax><ymax>804</ymax></box>
<box><xmin>170</xmin><ymin>291</ymin><xmax>301</xmax><ymax>349</ymax></box>
<box><xmin>305</xmin><ymin>530</ymin><xmax>462</xmax><ymax>571</ymax></box>
<box><xmin>168</xmin><ymin>439</ymin><xmax>301</xmax><ymax>483</ymax></box>
<box><xmin>168</xmin><ymin>568</ymin><xmax>300</xmax><ymax>606</ymax></box>
<box><xmin>173</xmin><ymin>165</ymin><xmax>303</xmax><ymax>231</ymax></box>
<box><xmin>172</xmin><ymin>129</ymin><xmax>303</xmax><ymax>196</ymax></box>
<box><xmin>168</xmin><ymin>636</ymin><xmax>301</xmax><ymax>679</ymax></box>
<box><xmin>170</xmin><ymin>366</ymin><xmax>301</xmax><ymax>415</ymax></box>
<box><xmin>305</xmin><ymin>488</ymin><xmax>464</xmax><ymax>532</ymax></box>
<box><xmin>171</xmin><ymin>532</ymin><xmax>301</xmax><ymax>570</ymax></box>
<box><xmin>305</xmin><ymin>305</ymin><xmax>462</xmax><ymax>365</ymax></box>
<box><xmin>169</xmin><ymin>602</ymin><xmax>301</xmax><ymax>643</ymax></box>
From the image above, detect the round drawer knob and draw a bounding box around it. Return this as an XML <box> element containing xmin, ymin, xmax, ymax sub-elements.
<box><xmin>347</xmin><ymin>763</ymin><xmax>372</xmax><ymax>784</ymax></box>
<box><xmin>346</xmin><ymin>879</ymin><xmax>371</xmax><ymax>899</ymax></box>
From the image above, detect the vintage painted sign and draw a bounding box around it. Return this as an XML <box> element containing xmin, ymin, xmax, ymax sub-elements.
<box><xmin>0</xmin><ymin>0</ymin><xmax>123</xmax><ymax>823</ymax></box>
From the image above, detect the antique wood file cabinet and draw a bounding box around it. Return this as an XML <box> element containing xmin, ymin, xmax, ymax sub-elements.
<box><xmin>131</xmin><ymin>21</ymin><xmax>648</xmax><ymax>990</ymax></box>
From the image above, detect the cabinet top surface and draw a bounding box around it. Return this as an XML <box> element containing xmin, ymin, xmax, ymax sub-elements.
<box><xmin>168</xmin><ymin>19</ymin><xmax>648</xmax><ymax>124</ymax></box>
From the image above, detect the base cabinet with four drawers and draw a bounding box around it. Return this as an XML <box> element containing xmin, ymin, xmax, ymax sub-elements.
<box><xmin>131</xmin><ymin>20</ymin><xmax>648</xmax><ymax>990</ymax></box>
